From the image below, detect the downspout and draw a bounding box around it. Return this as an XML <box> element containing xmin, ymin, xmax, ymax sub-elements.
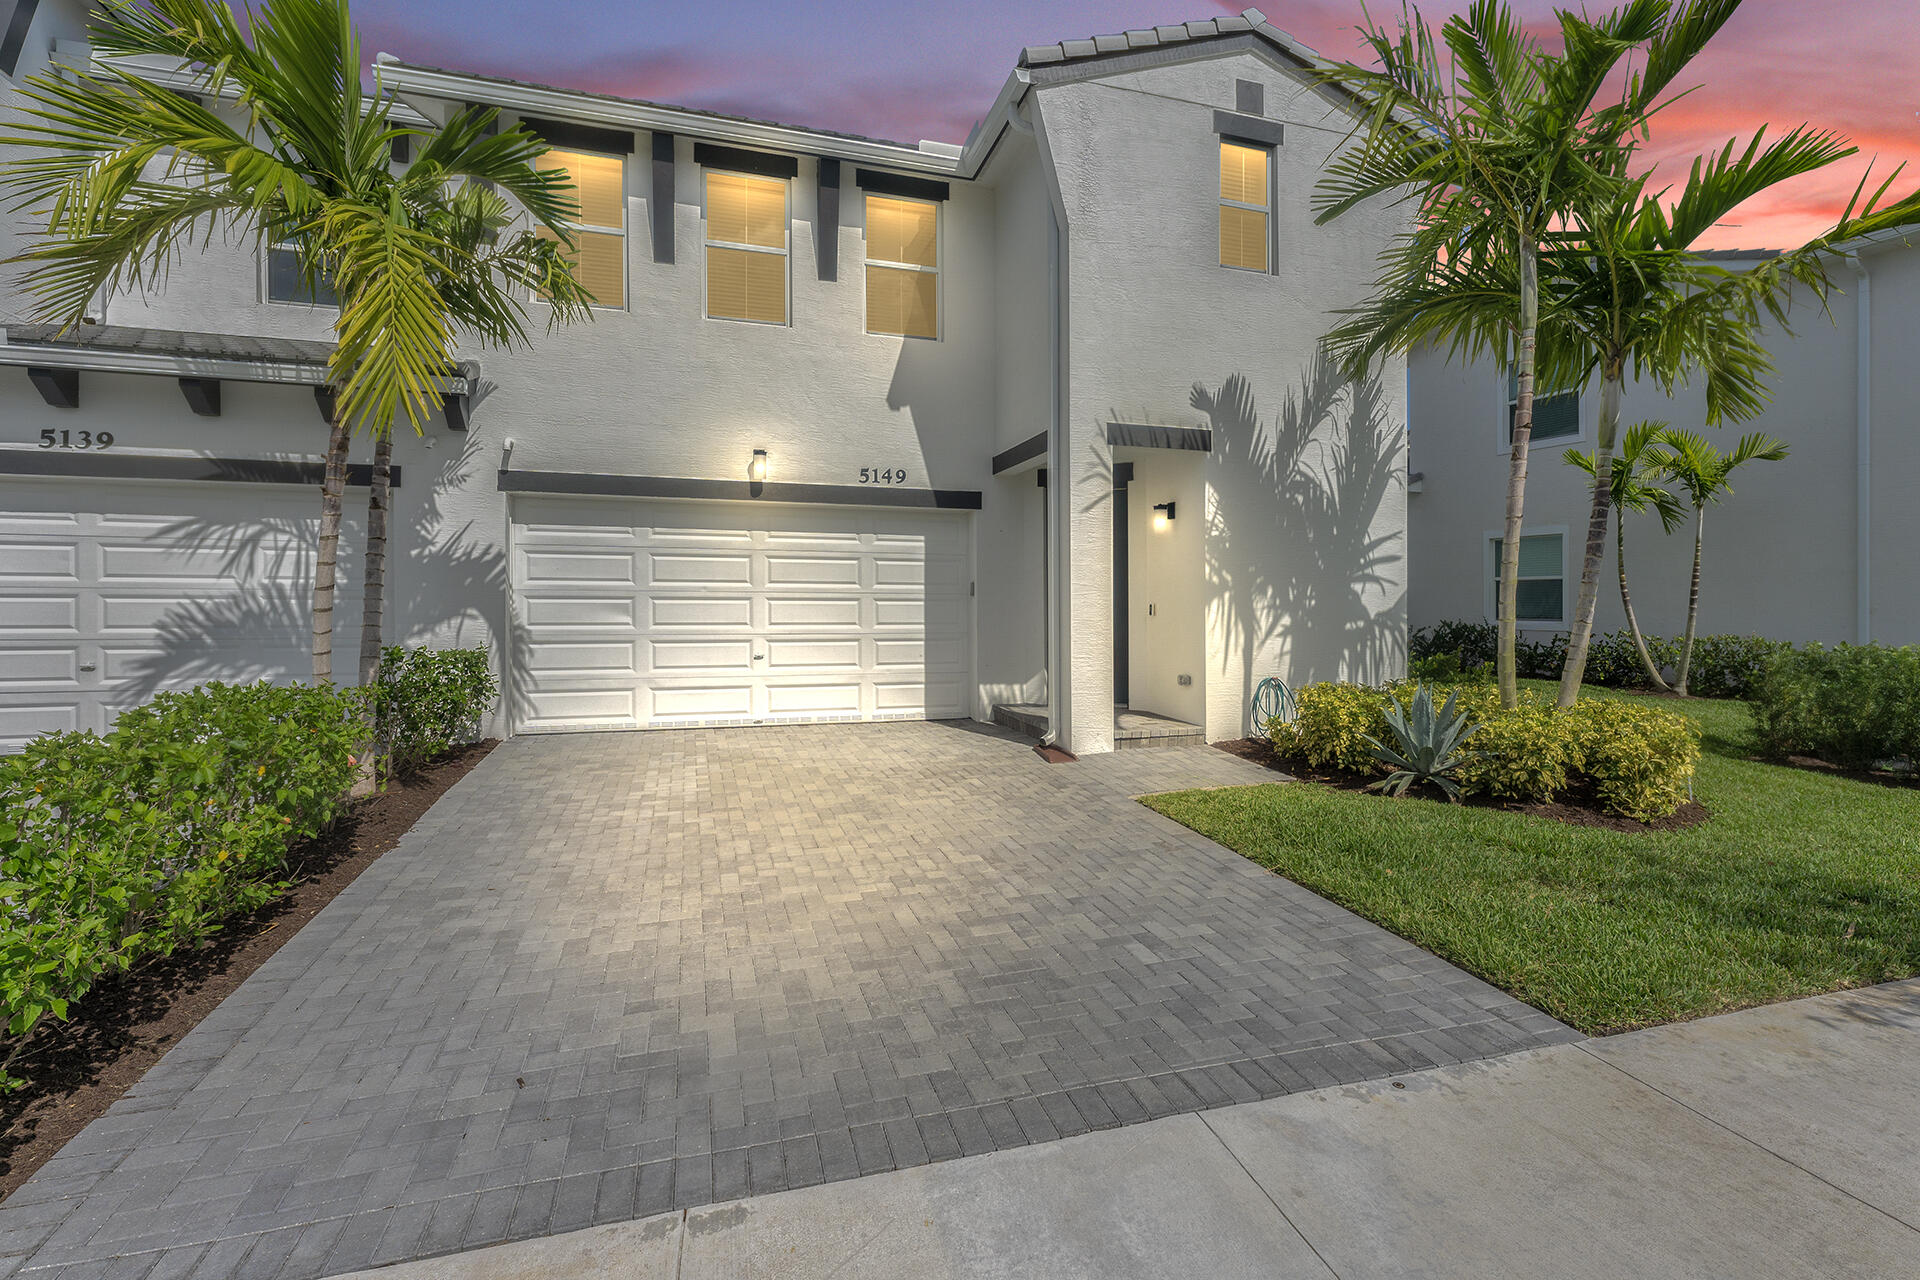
<box><xmin>1854</xmin><ymin>256</ymin><xmax>1872</xmax><ymax>645</ymax></box>
<box><xmin>1012</xmin><ymin>83</ymin><xmax>1069</xmax><ymax>749</ymax></box>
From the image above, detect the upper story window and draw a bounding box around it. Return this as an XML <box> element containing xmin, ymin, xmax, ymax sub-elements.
<box><xmin>1219</xmin><ymin>141</ymin><xmax>1270</xmax><ymax>272</ymax></box>
<box><xmin>864</xmin><ymin>194</ymin><xmax>937</xmax><ymax>339</ymax></box>
<box><xmin>534</xmin><ymin>147</ymin><xmax>627</xmax><ymax>309</ymax></box>
<box><xmin>1506</xmin><ymin>369</ymin><xmax>1580</xmax><ymax>444</ymax></box>
<box><xmin>704</xmin><ymin>170</ymin><xmax>789</xmax><ymax>325</ymax></box>
<box><xmin>265</xmin><ymin>243</ymin><xmax>338</xmax><ymax>307</ymax></box>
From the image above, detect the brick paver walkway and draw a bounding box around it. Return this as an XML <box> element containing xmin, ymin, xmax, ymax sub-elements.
<box><xmin>1</xmin><ymin>722</ymin><xmax>1575</xmax><ymax>1279</ymax></box>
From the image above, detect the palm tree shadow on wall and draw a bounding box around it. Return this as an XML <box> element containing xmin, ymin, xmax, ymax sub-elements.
<box><xmin>1199</xmin><ymin>353</ymin><xmax>1406</xmax><ymax>735</ymax></box>
<box><xmin>123</xmin><ymin>435</ymin><xmax>529</xmax><ymax>715</ymax></box>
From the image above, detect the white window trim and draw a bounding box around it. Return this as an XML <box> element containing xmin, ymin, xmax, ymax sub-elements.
<box><xmin>701</xmin><ymin>168</ymin><xmax>791</xmax><ymax>327</ymax></box>
<box><xmin>261</xmin><ymin>242</ymin><xmax>338</xmax><ymax>311</ymax></box>
<box><xmin>862</xmin><ymin>192</ymin><xmax>941</xmax><ymax>341</ymax></box>
<box><xmin>1218</xmin><ymin>140</ymin><xmax>1274</xmax><ymax>275</ymax></box>
<box><xmin>536</xmin><ymin>145</ymin><xmax>629</xmax><ymax>314</ymax></box>
<box><xmin>1496</xmin><ymin>367</ymin><xmax>1585</xmax><ymax>453</ymax></box>
<box><xmin>1483</xmin><ymin>524</ymin><xmax>1569</xmax><ymax>628</ymax></box>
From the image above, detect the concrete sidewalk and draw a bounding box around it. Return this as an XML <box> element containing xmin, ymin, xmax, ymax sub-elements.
<box><xmin>345</xmin><ymin>979</ymin><xmax>1920</xmax><ymax>1279</ymax></box>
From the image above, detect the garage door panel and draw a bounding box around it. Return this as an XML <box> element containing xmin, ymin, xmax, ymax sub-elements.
<box><xmin>1</xmin><ymin>596</ymin><xmax>79</xmax><ymax>633</ymax></box>
<box><xmin>0</xmin><ymin>650</ymin><xmax>77</xmax><ymax>685</ymax></box>
<box><xmin>524</xmin><ymin>549</ymin><xmax>636</xmax><ymax>585</ymax></box>
<box><xmin>648</xmin><ymin>639</ymin><xmax>752</xmax><ymax>672</ymax></box>
<box><xmin>512</xmin><ymin>497</ymin><xmax>969</xmax><ymax>731</ymax></box>
<box><xmin>527</xmin><ymin>640</ymin><xmax>636</xmax><ymax>673</ymax></box>
<box><xmin>765</xmin><ymin>596</ymin><xmax>861</xmax><ymax>629</ymax></box>
<box><xmin>521</xmin><ymin>686</ymin><xmax>637</xmax><ymax>730</ymax></box>
<box><xmin>525</xmin><ymin>597</ymin><xmax>639</xmax><ymax>628</ymax></box>
<box><xmin>1</xmin><ymin>703</ymin><xmax>78</xmax><ymax>751</ymax></box>
<box><xmin>1</xmin><ymin>544</ymin><xmax>79</xmax><ymax>580</ymax></box>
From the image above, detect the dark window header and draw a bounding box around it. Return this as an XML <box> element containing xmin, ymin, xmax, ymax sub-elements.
<box><xmin>520</xmin><ymin>115</ymin><xmax>636</xmax><ymax>155</ymax></box>
<box><xmin>856</xmin><ymin>168</ymin><xmax>951</xmax><ymax>203</ymax></box>
<box><xmin>1213</xmin><ymin>110</ymin><xmax>1284</xmax><ymax>148</ymax></box>
<box><xmin>693</xmin><ymin>142</ymin><xmax>800</xmax><ymax>179</ymax></box>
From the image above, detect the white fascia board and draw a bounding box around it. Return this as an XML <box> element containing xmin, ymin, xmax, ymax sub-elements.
<box><xmin>0</xmin><ymin>343</ymin><xmax>474</xmax><ymax>394</ymax></box>
<box><xmin>957</xmin><ymin>70</ymin><xmax>1031</xmax><ymax>179</ymax></box>
<box><xmin>92</xmin><ymin>51</ymin><xmax>437</xmax><ymax>128</ymax></box>
<box><xmin>376</xmin><ymin>61</ymin><xmax>964</xmax><ymax>178</ymax></box>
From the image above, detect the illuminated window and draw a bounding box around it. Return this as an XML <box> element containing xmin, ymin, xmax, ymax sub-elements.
<box><xmin>865</xmin><ymin>194</ymin><xmax>938</xmax><ymax>338</ymax></box>
<box><xmin>1219</xmin><ymin>140</ymin><xmax>1270</xmax><ymax>271</ymax></box>
<box><xmin>534</xmin><ymin>147</ymin><xmax>627</xmax><ymax>309</ymax></box>
<box><xmin>704</xmin><ymin>170</ymin><xmax>788</xmax><ymax>324</ymax></box>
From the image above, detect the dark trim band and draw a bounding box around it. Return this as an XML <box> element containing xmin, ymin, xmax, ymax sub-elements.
<box><xmin>520</xmin><ymin>115</ymin><xmax>635</xmax><ymax>155</ymax></box>
<box><xmin>0</xmin><ymin>449</ymin><xmax>398</xmax><ymax>487</ymax></box>
<box><xmin>693</xmin><ymin>142</ymin><xmax>799</xmax><ymax>179</ymax></box>
<box><xmin>855</xmin><ymin>168</ymin><xmax>951</xmax><ymax>202</ymax></box>
<box><xmin>991</xmin><ymin>431</ymin><xmax>1048</xmax><ymax>475</ymax></box>
<box><xmin>499</xmin><ymin>469</ymin><xmax>980</xmax><ymax>510</ymax></box>
<box><xmin>1214</xmin><ymin>110</ymin><xmax>1284</xmax><ymax>148</ymax></box>
<box><xmin>1106</xmin><ymin>423</ymin><xmax>1213</xmax><ymax>452</ymax></box>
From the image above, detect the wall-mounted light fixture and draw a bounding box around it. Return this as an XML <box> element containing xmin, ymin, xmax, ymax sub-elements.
<box><xmin>749</xmin><ymin>449</ymin><xmax>769</xmax><ymax>483</ymax></box>
<box><xmin>1152</xmin><ymin>501</ymin><xmax>1176</xmax><ymax>531</ymax></box>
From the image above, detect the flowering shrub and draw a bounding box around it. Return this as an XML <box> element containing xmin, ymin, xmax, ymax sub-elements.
<box><xmin>0</xmin><ymin>682</ymin><xmax>363</xmax><ymax>1090</ymax></box>
<box><xmin>373</xmin><ymin>645</ymin><xmax>498</xmax><ymax>776</ymax></box>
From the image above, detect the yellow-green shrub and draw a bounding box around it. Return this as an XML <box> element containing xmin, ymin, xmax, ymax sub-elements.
<box><xmin>1275</xmin><ymin>682</ymin><xmax>1389</xmax><ymax>773</ymax></box>
<box><xmin>1569</xmin><ymin>699</ymin><xmax>1701</xmax><ymax>822</ymax></box>
<box><xmin>1458</xmin><ymin>698</ymin><xmax>1576</xmax><ymax>803</ymax></box>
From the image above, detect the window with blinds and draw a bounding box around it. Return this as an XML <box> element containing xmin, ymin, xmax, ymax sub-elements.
<box><xmin>1507</xmin><ymin>368</ymin><xmax>1581</xmax><ymax>443</ymax></box>
<box><xmin>534</xmin><ymin>147</ymin><xmax>626</xmax><ymax>308</ymax></box>
<box><xmin>705</xmin><ymin>170</ymin><xmax>788</xmax><ymax>325</ymax></box>
<box><xmin>1219</xmin><ymin>141</ymin><xmax>1270</xmax><ymax>272</ymax></box>
<box><xmin>1491</xmin><ymin>533</ymin><xmax>1565</xmax><ymax>622</ymax></box>
<box><xmin>865</xmin><ymin>194</ymin><xmax>938</xmax><ymax>338</ymax></box>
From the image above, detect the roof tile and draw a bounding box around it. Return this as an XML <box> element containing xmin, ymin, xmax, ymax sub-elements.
<box><xmin>1060</xmin><ymin>38</ymin><xmax>1099</xmax><ymax>58</ymax></box>
<box><xmin>1124</xmin><ymin>29</ymin><xmax>1159</xmax><ymax>48</ymax></box>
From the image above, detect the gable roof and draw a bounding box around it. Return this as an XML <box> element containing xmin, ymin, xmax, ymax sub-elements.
<box><xmin>1018</xmin><ymin>8</ymin><xmax>1327</xmax><ymax>73</ymax></box>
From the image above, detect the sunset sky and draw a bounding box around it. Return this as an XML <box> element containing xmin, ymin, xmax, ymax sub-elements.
<box><xmin>358</xmin><ymin>1</ymin><xmax>1920</xmax><ymax>250</ymax></box>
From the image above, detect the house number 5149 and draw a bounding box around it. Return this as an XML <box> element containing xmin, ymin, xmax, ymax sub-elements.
<box><xmin>39</xmin><ymin>428</ymin><xmax>115</xmax><ymax>449</ymax></box>
<box><xmin>859</xmin><ymin>467</ymin><xmax>905</xmax><ymax>484</ymax></box>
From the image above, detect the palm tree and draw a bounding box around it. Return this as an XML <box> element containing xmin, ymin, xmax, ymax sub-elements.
<box><xmin>1548</xmin><ymin>138</ymin><xmax>1920</xmax><ymax>707</ymax></box>
<box><xmin>1315</xmin><ymin>0</ymin><xmax>1745</xmax><ymax>708</ymax></box>
<box><xmin>1567</xmin><ymin>420</ymin><xmax>1684</xmax><ymax>689</ymax></box>
<box><xmin>0</xmin><ymin>0</ymin><xmax>594</xmax><ymax>685</ymax></box>
<box><xmin>1649</xmin><ymin>428</ymin><xmax>1789</xmax><ymax>693</ymax></box>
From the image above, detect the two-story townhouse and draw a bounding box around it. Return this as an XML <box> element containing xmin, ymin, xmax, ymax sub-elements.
<box><xmin>0</xmin><ymin>3</ymin><xmax>1408</xmax><ymax>755</ymax></box>
<box><xmin>1408</xmin><ymin>226</ymin><xmax>1920</xmax><ymax>650</ymax></box>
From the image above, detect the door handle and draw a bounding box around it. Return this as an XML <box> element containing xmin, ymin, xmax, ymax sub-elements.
<box><xmin>78</xmin><ymin>662</ymin><xmax>98</xmax><ymax>672</ymax></box>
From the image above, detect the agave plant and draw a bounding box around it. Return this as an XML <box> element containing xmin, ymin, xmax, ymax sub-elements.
<box><xmin>1367</xmin><ymin>684</ymin><xmax>1479</xmax><ymax>802</ymax></box>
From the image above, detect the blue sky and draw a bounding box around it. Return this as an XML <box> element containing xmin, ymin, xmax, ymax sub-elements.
<box><xmin>356</xmin><ymin>1</ymin><xmax>1920</xmax><ymax>248</ymax></box>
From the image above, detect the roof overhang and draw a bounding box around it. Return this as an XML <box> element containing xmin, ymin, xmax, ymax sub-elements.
<box><xmin>375</xmin><ymin>58</ymin><xmax>964</xmax><ymax>178</ymax></box>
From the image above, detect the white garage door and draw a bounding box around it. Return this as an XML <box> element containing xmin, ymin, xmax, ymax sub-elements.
<box><xmin>510</xmin><ymin>497</ymin><xmax>971</xmax><ymax>731</ymax></box>
<box><xmin>0</xmin><ymin>477</ymin><xmax>361</xmax><ymax>751</ymax></box>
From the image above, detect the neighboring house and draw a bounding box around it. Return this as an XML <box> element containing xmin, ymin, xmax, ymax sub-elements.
<box><xmin>1408</xmin><ymin>227</ymin><xmax>1920</xmax><ymax>649</ymax></box>
<box><xmin>0</xmin><ymin>2</ymin><xmax>1408</xmax><ymax>755</ymax></box>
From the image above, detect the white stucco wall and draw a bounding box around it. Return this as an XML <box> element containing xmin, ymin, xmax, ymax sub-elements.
<box><xmin>1033</xmin><ymin>46</ymin><xmax>1408</xmax><ymax>750</ymax></box>
<box><xmin>1408</xmin><ymin>238</ymin><xmax>1920</xmax><ymax>648</ymax></box>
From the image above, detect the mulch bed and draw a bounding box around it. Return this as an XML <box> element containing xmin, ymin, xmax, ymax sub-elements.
<box><xmin>1213</xmin><ymin>736</ymin><xmax>1711</xmax><ymax>833</ymax></box>
<box><xmin>0</xmin><ymin>740</ymin><xmax>497</xmax><ymax>1203</ymax></box>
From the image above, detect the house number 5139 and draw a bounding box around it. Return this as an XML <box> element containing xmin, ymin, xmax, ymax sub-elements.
<box><xmin>859</xmin><ymin>467</ymin><xmax>905</xmax><ymax>484</ymax></box>
<box><xmin>39</xmin><ymin>428</ymin><xmax>115</xmax><ymax>449</ymax></box>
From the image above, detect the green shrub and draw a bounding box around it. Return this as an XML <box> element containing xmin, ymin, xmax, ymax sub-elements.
<box><xmin>373</xmin><ymin>645</ymin><xmax>498</xmax><ymax>775</ymax></box>
<box><xmin>1410</xmin><ymin>620</ymin><xmax>1496</xmax><ymax>670</ymax></box>
<box><xmin>1751</xmin><ymin>644</ymin><xmax>1920</xmax><ymax>770</ymax></box>
<box><xmin>1686</xmin><ymin>634</ymin><xmax>1790</xmax><ymax>701</ymax></box>
<box><xmin>0</xmin><ymin>682</ymin><xmax>362</xmax><ymax>1090</ymax></box>
<box><xmin>1415</xmin><ymin>621</ymin><xmax>1788</xmax><ymax>699</ymax></box>
<box><xmin>1457</xmin><ymin>697</ymin><xmax>1578</xmax><ymax>804</ymax></box>
<box><xmin>1276</xmin><ymin>682</ymin><xmax>1390</xmax><ymax>774</ymax></box>
<box><xmin>1409</xmin><ymin>651</ymin><xmax>1494</xmax><ymax>685</ymax></box>
<box><xmin>1569</xmin><ymin>699</ymin><xmax>1701</xmax><ymax>821</ymax></box>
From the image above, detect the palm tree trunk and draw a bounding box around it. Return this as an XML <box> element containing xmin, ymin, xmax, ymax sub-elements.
<box><xmin>1557</xmin><ymin>369</ymin><xmax>1621</xmax><ymax>707</ymax></box>
<box><xmin>1617</xmin><ymin>513</ymin><xmax>1669</xmax><ymax>691</ymax></box>
<box><xmin>1678</xmin><ymin>504</ymin><xmax>1705</xmax><ymax>695</ymax></box>
<box><xmin>1496</xmin><ymin>241</ymin><xmax>1538</xmax><ymax>710</ymax></box>
<box><xmin>358</xmin><ymin>430</ymin><xmax>391</xmax><ymax>688</ymax></box>
<box><xmin>312</xmin><ymin>396</ymin><xmax>350</xmax><ymax>685</ymax></box>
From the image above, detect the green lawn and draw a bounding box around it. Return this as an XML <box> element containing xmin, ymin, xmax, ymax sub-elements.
<box><xmin>1143</xmin><ymin>682</ymin><xmax>1920</xmax><ymax>1034</ymax></box>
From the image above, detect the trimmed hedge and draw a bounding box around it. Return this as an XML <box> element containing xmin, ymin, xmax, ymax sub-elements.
<box><xmin>1272</xmin><ymin>681</ymin><xmax>1700</xmax><ymax>822</ymax></box>
<box><xmin>1751</xmin><ymin>644</ymin><xmax>1920</xmax><ymax>770</ymax></box>
<box><xmin>1411</xmin><ymin>622</ymin><xmax>1790</xmax><ymax>700</ymax></box>
<box><xmin>373</xmin><ymin>645</ymin><xmax>498</xmax><ymax>776</ymax></box>
<box><xmin>0</xmin><ymin>682</ymin><xmax>364</xmax><ymax>1089</ymax></box>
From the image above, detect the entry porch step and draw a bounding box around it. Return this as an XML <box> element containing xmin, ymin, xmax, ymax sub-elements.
<box><xmin>991</xmin><ymin>704</ymin><xmax>1205</xmax><ymax>751</ymax></box>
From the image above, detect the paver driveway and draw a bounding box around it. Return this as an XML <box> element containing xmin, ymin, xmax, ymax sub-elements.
<box><xmin>1</xmin><ymin>722</ymin><xmax>1575</xmax><ymax>1279</ymax></box>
